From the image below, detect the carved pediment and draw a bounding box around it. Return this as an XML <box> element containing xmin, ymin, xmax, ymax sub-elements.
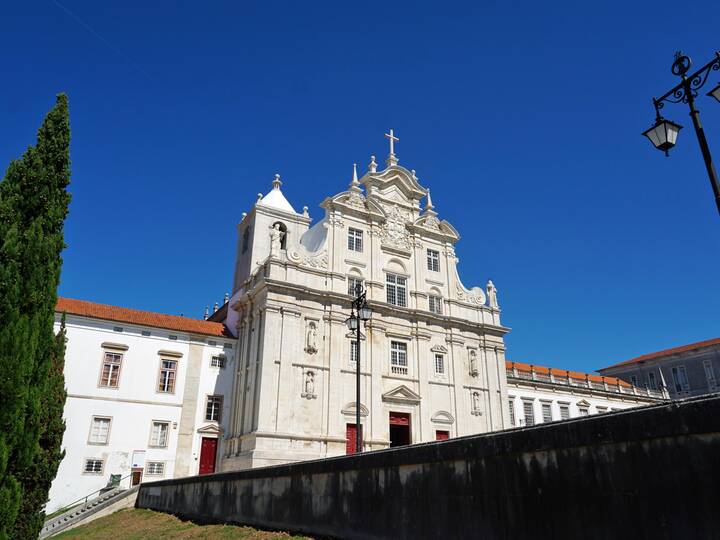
<box><xmin>197</xmin><ymin>424</ymin><xmax>224</xmax><ymax>435</ymax></box>
<box><xmin>430</xmin><ymin>344</ymin><xmax>448</xmax><ymax>354</ymax></box>
<box><xmin>411</xmin><ymin>216</ymin><xmax>460</xmax><ymax>242</ymax></box>
<box><xmin>345</xmin><ymin>331</ymin><xmax>366</xmax><ymax>340</ymax></box>
<box><xmin>361</xmin><ymin>165</ymin><xmax>427</xmax><ymax>205</ymax></box>
<box><xmin>341</xmin><ymin>402</ymin><xmax>369</xmax><ymax>417</ymax></box>
<box><xmin>431</xmin><ymin>411</ymin><xmax>455</xmax><ymax>425</ymax></box>
<box><xmin>382</xmin><ymin>385</ymin><xmax>422</xmax><ymax>404</ymax></box>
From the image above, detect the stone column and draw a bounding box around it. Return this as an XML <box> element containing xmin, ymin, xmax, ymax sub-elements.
<box><xmin>274</xmin><ymin>307</ymin><xmax>302</xmax><ymax>433</ymax></box>
<box><xmin>173</xmin><ymin>341</ymin><xmax>204</xmax><ymax>477</ymax></box>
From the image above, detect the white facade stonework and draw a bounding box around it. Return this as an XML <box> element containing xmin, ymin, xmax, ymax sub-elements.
<box><xmin>47</xmin><ymin>135</ymin><xmax>667</xmax><ymax>513</ymax></box>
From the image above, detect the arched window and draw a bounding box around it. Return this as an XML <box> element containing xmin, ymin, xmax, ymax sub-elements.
<box><xmin>273</xmin><ymin>222</ymin><xmax>288</xmax><ymax>250</ymax></box>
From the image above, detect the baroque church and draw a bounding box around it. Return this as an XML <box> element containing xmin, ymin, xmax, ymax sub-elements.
<box><xmin>47</xmin><ymin>132</ymin><xmax>663</xmax><ymax>514</ymax></box>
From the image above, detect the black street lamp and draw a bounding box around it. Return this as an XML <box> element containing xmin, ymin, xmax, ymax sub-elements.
<box><xmin>345</xmin><ymin>283</ymin><xmax>372</xmax><ymax>454</ymax></box>
<box><xmin>643</xmin><ymin>51</ymin><xmax>720</xmax><ymax>216</ymax></box>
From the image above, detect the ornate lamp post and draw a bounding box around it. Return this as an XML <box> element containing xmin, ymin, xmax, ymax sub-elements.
<box><xmin>345</xmin><ymin>283</ymin><xmax>372</xmax><ymax>454</ymax></box>
<box><xmin>642</xmin><ymin>51</ymin><xmax>720</xmax><ymax>216</ymax></box>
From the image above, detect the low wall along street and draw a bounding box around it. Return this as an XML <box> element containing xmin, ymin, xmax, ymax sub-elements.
<box><xmin>137</xmin><ymin>394</ymin><xmax>720</xmax><ymax>539</ymax></box>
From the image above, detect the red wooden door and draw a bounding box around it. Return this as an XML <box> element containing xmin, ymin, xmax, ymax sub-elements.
<box><xmin>435</xmin><ymin>430</ymin><xmax>450</xmax><ymax>441</ymax></box>
<box><xmin>199</xmin><ymin>437</ymin><xmax>218</xmax><ymax>475</ymax></box>
<box><xmin>346</xmin><ymin>423</ymin><xmax>363</xmax><ymax>455</ymax></box>
<box><xmin>389</xmin><ymin>412</ymin><xmax>410</xmax><ymax>425</ymax></box>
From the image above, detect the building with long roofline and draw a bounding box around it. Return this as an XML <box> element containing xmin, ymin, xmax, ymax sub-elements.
<box><xmin>46</xmin><ymin>131</ymin><xmax>666</xmax><ymax>515</ymax></box>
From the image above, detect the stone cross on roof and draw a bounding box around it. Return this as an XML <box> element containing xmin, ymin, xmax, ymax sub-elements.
<box><xmin>385</xmin><ymin>129</ymin><xmax>399</xmax><ymax>166</ymax></box>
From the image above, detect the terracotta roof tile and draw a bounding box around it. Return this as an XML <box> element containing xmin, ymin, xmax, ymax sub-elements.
<box><xmin>56</xmin><ymin>297</ymin><xmax>232</xmax><ymax>338</ymax></box>
<box><xmin>506</xmin><ymin>360</ymin><xmax>632</xmax><ymax>388</ymax></box>
<box><xmin>599</xmin><ymin>337</ymin><xmax>720</xmax><ymax>371</ymax></box>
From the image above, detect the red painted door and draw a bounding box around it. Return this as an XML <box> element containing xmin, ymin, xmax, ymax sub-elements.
<box><xmin>389</xmin><ymin>412</ymin><xmax>410</xmax><ymax>426</ymax></box>
<box><xmin>435</xmin><ymin>430</ymin><xmax>450</xmax><ymax>441</ymax></box>
<box><xmin>389</xmin><ymin>412</ymin><xmax>411</xmax><ymax>447</ymax></box>
<box><xmin>199</xmin><ymin>437</ymin><xmax>217</xmax><ymax>475</ymax></box>
<box><xmin>346</xmin><ymin>423</ymin><xmax>363</xmax><ymax>455</ymax></box>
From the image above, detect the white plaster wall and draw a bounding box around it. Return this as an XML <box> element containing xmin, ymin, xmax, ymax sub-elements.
<box><xmin>507</xmin><ymin>382</ymin><xmax>659</xmax><ymax>427</ymax></box>
<box><xmin>47</xmin><ymin>314</ymin><xmax>235</xmax><ymax>513</ymax></box>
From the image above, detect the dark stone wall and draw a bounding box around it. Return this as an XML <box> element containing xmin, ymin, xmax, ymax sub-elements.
<box><xmin>137</xmin><ymin>394</ymin><xmax>720</xmax><ymax>540</ymax></box>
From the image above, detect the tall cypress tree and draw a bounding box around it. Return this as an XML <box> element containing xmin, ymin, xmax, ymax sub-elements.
<box><xmin>0</xmin><ymin>94</ymin><xmax>71</xmax><ymax>539</ymax></box>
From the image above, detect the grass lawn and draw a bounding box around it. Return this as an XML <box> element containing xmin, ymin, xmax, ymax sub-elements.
<box><xmin>53</xmin><ymin>508</ymin><xmax>313</xmax><ymax>539</ymax></box>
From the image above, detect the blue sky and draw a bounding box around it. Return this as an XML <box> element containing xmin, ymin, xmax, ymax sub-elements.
<box><xmin>1</xmin><ymin>1</ymin><xmax>719</xmax><ymax>373</ymax></box>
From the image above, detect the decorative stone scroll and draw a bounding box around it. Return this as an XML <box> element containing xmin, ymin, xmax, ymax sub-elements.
<box><xmin>456</xmin><ymin>283</ymin><xmax>487</xmax><ymax>305</ymax></box>
<box><xmin>377</xmin><ymin>204</ymin><xmax>412</xmax><ymax>252</ymax></box>
<box><xmin>287</xmin><ymin>248</ymin><xmax>328</xmax><ymax>270</ymax></box>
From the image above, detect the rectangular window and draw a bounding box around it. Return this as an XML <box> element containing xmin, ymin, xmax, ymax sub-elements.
<box><xmin>434</xmin><ymin>354</ymin><xmax>445</xmax><ymax>375</ymax></box>
<box><xmin>88</xmin><ymin>417</ymin><xmax>111</xmax><ymax>445</ymax></box>
<box><xmin>671</xmin><ymin>365</ymin><xmax>690</xmax><ymax>392</ymax></box>
<box><xmin>647</xmin><ymin>372</ymin><xmax>657</xmax><ymax>390</ymax></box>
<box><xmin>348</xmin><ymin>276</ymin><xmax>363</xmax><ymax>296</ymax></box>
<box><xmin>435</xmin><ymin>430</ymin><xmax>450</xmax><ymax>441</ymax></box>
<box><xmin>150</xmin><ymin>421</ymin><xmax>169</xmax><ymax>448</ymax></box>
<box><xmin>157</xmin><ymin>359</ymin><xmax>177</xmax><ymax>393</ymax></box>
<box><xmin>350</xmin><ymin>340</ymin><xmax>359</xmax><ymax>365</ymax></box>
<box><xmin>578</xmin><ymin>406</ymin><xmax>589</xmax><ymax>416</ymax></box>
<box><xmin>541</xmin><ymin>403</ymin><xmax>552</xmax><ymax>423</ymax></box>
<box><xmin>522</xmin><ymin>401</ymin><xmax>535</xmax><ymax>426</ymax></box>
<box><xmin>386</xmin><ymin>274</ymin><xmax>407</xmax><ymax>307</ymax></box>
<box><xmin>348</xmin><ymin>228</ymin><xmax>363</xmax><ymax>252</ymax></box>
<box><xmin>205</xmin><ymin>395</ymin><xmax>223</xmax><ymax>422</ymax></box>
<box><xmin>390</xmin><ymin>341</ymin><xmax>408</xmax><ymax>375</ymax></box>
<box><xmin>84</xmin><ymin>459</ymin><xmax>103</xmax><ymax>474</ymax></box>
<box><xmin>508</xmin><ymin>399</ymin><xmax>516</xmax><ymax>426</ymax></box>
<box><xmin>210</xmin><ymin>355</ymin><xmax>225</xmax><ymax>368</ymax></box>
<box><xmin>559</xmin><ymin>404</ymin><xmax>570</xmax><ymax>420</ymax></box>
<box><xmin>99</xmin><ymin>352</ymin><xmax>122</xmax><ymax>388</ymax></box>
<box><xmin>596</xmin><ymin>406</ymin><xmax>608</xmax><ymax>414</ymax></box>
<box><xmin>146</xmin><ymin>462</ymin><xmax>165</xmax><ymax>476</ymax></box>
<box><xmin>703</xmin><ymin>359</ymin><xmax>716</xmax><ymax>388</ymax></box>
<box><xmin>427</xmin><ymin>249</ymin><xmax>440</xmax><ymax>272</ymax></box>
<box><xmin>428</xmin><ymin>295</ymin><xmax>442</xmax><ymax>314</ymax></box>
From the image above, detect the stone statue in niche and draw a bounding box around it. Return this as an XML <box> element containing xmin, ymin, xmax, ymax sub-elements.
<box><xmin>305</xmin><ymin>322</ymin><xmax>318</xmax><ymax>354</ymax></box>
<box><xmin>469</xmin><ymin>350</ymin><xmax>478</xmax><ymax>377</ymax></box>
<box><xmin>486</xmin><ymin>280</ymin><xmax>499</xmax><ymax>309</ymax></box>
<box><xmin>302</xmin><ymin>370</ymin><xmax>317</xmax><ymax>399</ymax></box>
<box><xmin>471</xmin><ymin>391</ymin><xmax>482</xmax><ymax>416</ymax></box>
<box><xmin>269</xmin><ymin>223</ymin><xmax>284</xmax><ymax>257</ymax></box>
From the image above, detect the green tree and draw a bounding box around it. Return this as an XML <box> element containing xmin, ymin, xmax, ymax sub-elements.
<box><xmin>0</xmin><ymin>94</ymin><xmax>71</xmax><ymax>539</ymax></box>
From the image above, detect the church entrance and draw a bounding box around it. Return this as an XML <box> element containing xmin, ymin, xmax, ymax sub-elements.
<box><xmin>389</xmin><ymin>412</ymin><xmax>411</xmax><ymax>447</ymax></box>
<box><xmin>199</xmin><ymin>437</ymin><xmax>217</xmax><ymax>475</ymax></box>
<box><xmin>345</xmin><ymin>423</ymin><xmax>363</xmax><ymax>455</ymax></box>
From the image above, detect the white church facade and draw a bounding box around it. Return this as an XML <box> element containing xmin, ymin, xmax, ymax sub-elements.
<box><xmin>47</xmin><ymin>133</ymin><xmax>665</xmax><ymax>513</ymax></box>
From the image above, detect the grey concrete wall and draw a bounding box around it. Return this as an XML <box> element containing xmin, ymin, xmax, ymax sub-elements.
<box><xmin>137</xmin><ymin>394</ymin><xmax>720</xmax><ymax>540</ymax></box>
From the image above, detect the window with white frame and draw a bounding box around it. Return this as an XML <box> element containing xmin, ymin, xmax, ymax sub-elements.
<box><xmin>434</xmin><ymin>354</ymin><xmax>445</xmax><ymax>375</ymax></box>
<box><xmin>150</xmin><ymin>421</ymin><xmax>170</xmax><ymax>447</ymax></box>
<box><xmin>99</xmin><ymin>351</ymin><xmax>122</xmax><ymax>388</ymax></box>
<box><xmin>578</xmin><ymin>405</ymin><xmax>589</xmax><ymax>416</ymax></box>
<box><xmin>386</xmin><ymin>274</ymin><xmax>407</xmax><ymax>307</ymax></box>
<box><xmin>559</xmin><ymin>403</ymin><xmax>570</xmax><ymax>420</ymax></box>
<box><xmin>146</xmin><ymin>462</ymin><xmax>165</xmax><ymax>476</ymax></box>
<box><xmin>88</xmin><ymin>416</ymin><xmax>111</xmax><ymax>445</ymax></box>
<box><xmin>348</xmin><ymin>276</ymin><xmax>363</xmax><ymax>297</ymax></box>
<box><xmin>508</xmin><ymin>399</ymin><xmax>516</xmax><ymax>426</ymax></box>
<box><xmin>427</xmin><ymin>249</ymin><xmax>440</xmax><ymax>272</ymax></box>
<box><xmin>671</xmin><ymin>365</ymin><xmax>690</xmax><ymax>392</ymax></box>
<box><xmin>428</xmin><ymin>295</ymin><xmax>442</xmax><ymax>314</ymax></box>
<box><xmin>350</xmin><ymin>340</ymin><xmax>359</xmax><ymax>365</ymax></box>
<box><xmin>157</xmin><ymin>359</ymin><xmax>177</xmax><ymax>393</ymax></box>
<box><xmin>703</xmin><ymin>359</ymin><xmax>716</xmax><ymax>389</ymax></box>
<box><xmin>647</xmin><ymin>372</ymin><xmax>657</xmax><ymax>390</ymax></box>
<box><xmin>84</xmin><ymin>459</ymin><xmax>103</xmax><ymax>474</ymax></box>
<box><xmin>211</xmin><ymin>355</ymin><xmax>225</xmax><ymax>368</ymax></box>
<box><xmin>348</xmin><ymin>228</ymin><xmax>363</xmax><ymax>252</ymax></box>
<box><xmin>541</xmin><ymin>402</ymin><xmax>552</xmax><ymax>423</ymax></box>
<box><xmin>205</xmin><ymin>395</ymin><xmax>223</xmax><ymax>422</ymax></box>
<box><xmin>390</xmin><ymin>341</ymin><xmax>408</xmax><ymax>375</ymax></box>
<box><xmin>522</xmin><ymin>401</ymin><xmax>535</xmax><ymax>426</ymax></box>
